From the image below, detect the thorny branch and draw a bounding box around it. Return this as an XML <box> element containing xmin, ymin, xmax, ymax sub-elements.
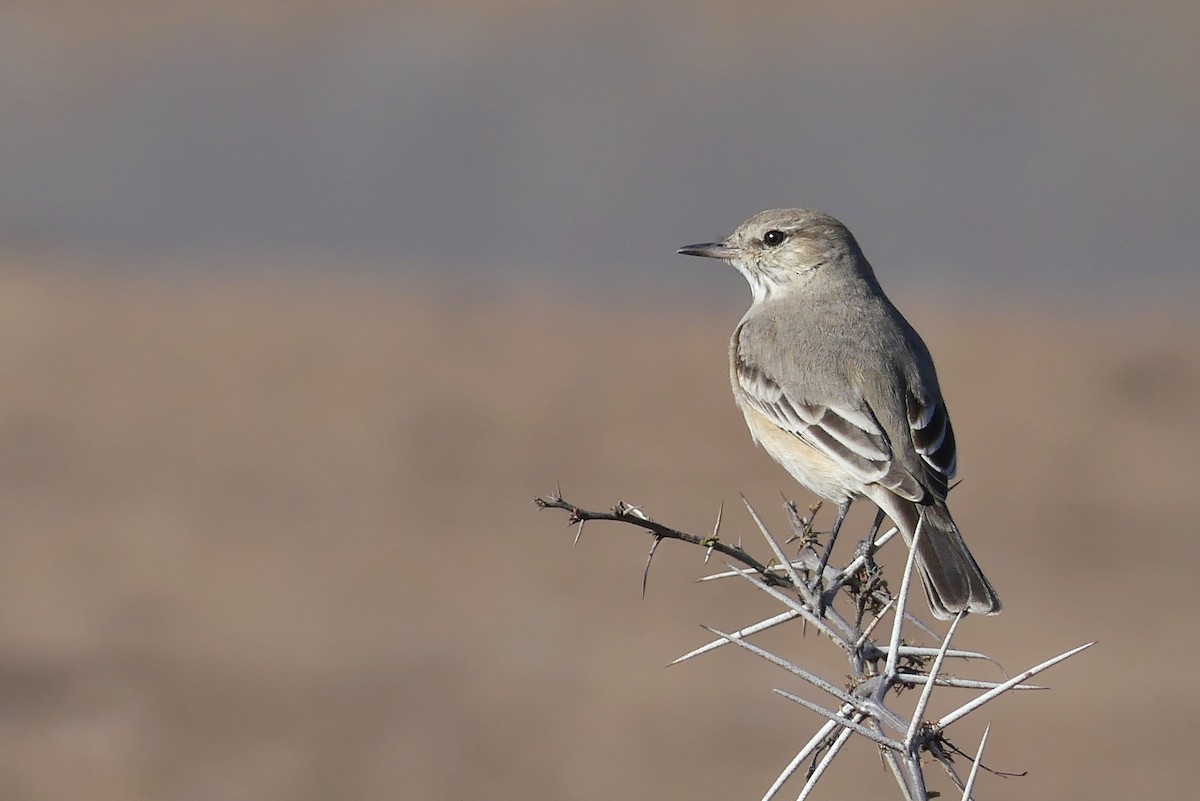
<box><xmin>535</xmin><ymin>492</ymin><xmax>786</xmax><ymax>586</ymax></box>
<box><xmin>534</xmin><ymin>487</ymin><xmax>1093</xmax><ymax>800</ymax></box>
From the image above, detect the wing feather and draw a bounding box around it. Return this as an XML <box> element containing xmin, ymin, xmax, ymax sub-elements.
<box><xmin>735</xmin><ymin>358</ymin><xmax>891</xmax><ymax>486</ymax></box>
<box><xmin>907</xmin><ymin>392</ymin><xmax>957</xmax><ymax>482</ymax></box>
<box><xmin>732</xmin><ymin>320</ymin><xmax>957</xmax><ymax>505</ymax></box>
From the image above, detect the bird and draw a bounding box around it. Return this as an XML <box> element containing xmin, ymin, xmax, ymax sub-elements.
<box><xmin>678</xmin><ymin>208</ymin><xmax>1000</xmax><ymax>619</ymax></box>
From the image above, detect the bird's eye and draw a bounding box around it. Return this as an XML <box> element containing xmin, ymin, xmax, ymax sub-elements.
<box><xmin>762</xmin><ymin>229</ymin><xmax>787</xmax><ymax>247</ymax></box>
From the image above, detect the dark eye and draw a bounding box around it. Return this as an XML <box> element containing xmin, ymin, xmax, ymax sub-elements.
<box><xmin>762</xmin><ymin>229</ymin><xmax>787</xmax><ymax>247</ymax></box>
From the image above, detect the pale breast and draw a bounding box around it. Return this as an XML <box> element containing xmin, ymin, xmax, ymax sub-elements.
<box><xmin>730</xmin><ymin>318</ymin><xmax>860</xmax><ymax>503</ymax></box>
<box><xmin>737</xmin><ymin>399</ymin><xmax>860</xmax><ymax>504</ymax></box>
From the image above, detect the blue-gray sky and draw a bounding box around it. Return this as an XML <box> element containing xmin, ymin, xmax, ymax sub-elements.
<box><xmin>0</xmin><ymin>1</ymin><xmax>1196</xmax><ymax>296</ymax></box>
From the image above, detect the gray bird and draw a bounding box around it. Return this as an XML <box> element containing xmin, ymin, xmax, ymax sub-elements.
<box><xmin>678</xmin><ymin>208</ymin><xmax>1000</xmax><ymax>619</ymax></box>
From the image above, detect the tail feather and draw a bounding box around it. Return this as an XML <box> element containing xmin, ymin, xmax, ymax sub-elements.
<box><xmin>870</xmin><ymin>493</ymin><xmax>1001</xmax><ymax>620</ymax></box>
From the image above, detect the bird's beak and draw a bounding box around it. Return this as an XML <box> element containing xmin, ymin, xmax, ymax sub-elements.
<box><xmin>677</xmin><ymin>241</ymin><xmax>740</xmax><ymax>260</ymax></box>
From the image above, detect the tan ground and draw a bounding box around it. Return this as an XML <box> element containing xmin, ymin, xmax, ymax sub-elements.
<box><xmin>0</xmin><ymin>265</ymin><xmax>1194</xmax><ymax>800</ymax></box>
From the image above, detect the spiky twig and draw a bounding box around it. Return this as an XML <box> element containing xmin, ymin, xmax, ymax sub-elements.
<box><xmin>535</xmin><ymin>488</ymin><xmax>1093</xmax><ymax>799</ymax></box>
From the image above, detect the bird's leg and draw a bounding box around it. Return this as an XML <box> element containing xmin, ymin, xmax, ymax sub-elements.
<box><xmin>822</xmin><ymin>506</ymin><xmax>887</xmax><ymax>618</ymax></box>
<box><xmin>813</xmin><ymin>499</ymin><xmax>852</xmax><ymax>616</ymax></box>
<box><xmin>863</xmin><ymin>507</ymin><xmax>885</xmax><ymax>561</ymax></box>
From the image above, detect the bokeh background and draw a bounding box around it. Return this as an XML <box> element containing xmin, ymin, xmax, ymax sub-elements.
<box><xmin>0</xmin><ymin>1</ymin><xmax>1197</xmax><ymax>799</ymax></box>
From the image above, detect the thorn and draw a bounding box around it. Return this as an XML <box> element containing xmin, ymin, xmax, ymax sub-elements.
<box><xmin>702</xmin><ymin>501</ymin><xmax>723</xmax><ymax>565</ymax></box>
<box><xmin>668</xmin><ymin>610</ymin><xmax>799</xmax><ymax>666</ymax></box>
<box><xmin>573</xmin><ymin>518</ymin><xmax>586</xmax><ymax>546</ymax></box>
<box><xmin>961</xmin><ymin>724</ymin><xmax>990</xmax><ymax>801</ymax></box>
<box><xmin>852</xmin><ymin>597</ymin><xmax>896</xmax><ymax>652</ymax></box>
<box><xmin>642</xmin><ymin>535</ymin><xmax>662</xmax><ymax>599</ymax></box>
<box><xmin>885</xmin><ymin>522</ymin><xmax>924</xmax><ymax>680</ymax></box>
<box><xmin>740</xmin><ymin>495</ymin><xmax>811</xmax><ymax>604</ymax></box>
<box><xmin>906</xmin><ymin>611</ymin><xmax>965</xmax><ymax>749</ymax></box>
<box><xmin>554</xmin><ymin>480</ymin><xmax>563</xmax><ymax>501</ymax></box>
<box><xmin>616</xmin><ymin>501</ymin><xmax>650</xmax><ymax>521</ymax></box>
<box><xmin>934</xmin><ymin>642</ymin><xmax>1096</xmax><ymax>732</ymax></box>
<box><xmin>773</xmin><ymin>690</ymin><xmax>903</xmax><ymax>751</ymax></box>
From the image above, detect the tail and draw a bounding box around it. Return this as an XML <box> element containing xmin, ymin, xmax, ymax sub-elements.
<box><xmin>870</xmin><ymin>492</ymin><xmax>1001</xmax><ymax>620</ymax></box>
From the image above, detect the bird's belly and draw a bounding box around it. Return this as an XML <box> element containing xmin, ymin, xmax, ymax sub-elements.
<box><xmin>739</xmin><ymin>402</ymin><xmax>858</xmax><ymax>504</ymax></box>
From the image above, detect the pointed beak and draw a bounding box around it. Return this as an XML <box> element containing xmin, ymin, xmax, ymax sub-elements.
<box><xmin>677</xmin><ymin>241</ymin><xmax>740</xmax><ymax>260</ymax></box>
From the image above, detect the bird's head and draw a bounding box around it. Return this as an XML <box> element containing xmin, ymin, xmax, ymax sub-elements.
<box><xmin>678</xmin><ymin>208</ymin><xmax>866</xmax><ymax>303</ymax></box>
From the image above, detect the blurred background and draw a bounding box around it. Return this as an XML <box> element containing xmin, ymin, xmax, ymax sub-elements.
<box><xmin>0</xmin><ymin>1</ymin><xmax>1196</xmax><ymax>799</ymax></box>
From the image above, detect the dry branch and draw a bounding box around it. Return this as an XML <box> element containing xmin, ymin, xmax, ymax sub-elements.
<box><xmin>534</xmin><ymin>488</ymin><xmax>1093</xmax><ymax>800</ymax></box>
